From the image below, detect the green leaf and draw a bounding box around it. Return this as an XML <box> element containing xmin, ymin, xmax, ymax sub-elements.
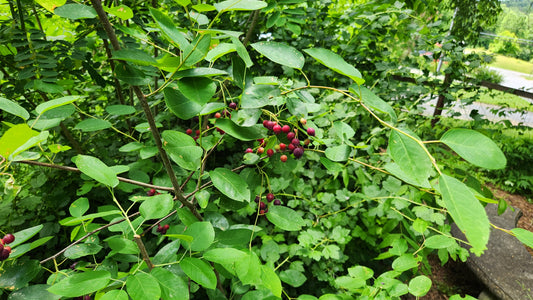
<box><xmin>235</xmin><ymin>251</ymin><xmax>262</xmax><ymax>285</ymax></box>
<box><xmin>60</xmin><ymin>210</ymin><xmax>121</xmax><ymax>226</ymax></box>
<box><xmin>183</xmin><ymin>34</ymin><xmax>212</xmax><ymax>67</ymax></box>
<box><xmin>231</xmin><ymin>36</ymin><xmax>253</xmax><ymax>67</ymax></box>
<box><xmin>203</xmin><ymin>248</ymin><xmax>247</xmax><ymax>265</ymax></box>
<box><xmin>304</xmin><ymin>48</ymin><xmax>364</xmax><ymax>85</ymax></box>
<box><xmin>35</xmin><ymin>95</ymin><xmax>80</xmax><ymax>115</ymax></box>
<box><xmin>392</xmin><ymin>254</ymin><xmax>418</xmax><ymax>272</ymax></box>
<box><xmin>74</xmin><ymin>119</ymin><xmax>112</xmax><ymax>132</ymax></box>
<box><xmin>251</xmin><ymin>41</ymin><xmax>305</xmax><ymax>69</ymax></box>
<box><xmin>7</xmin><ymin>284</ymin><xmax>61</xmax><ymax>300</ymax></box>
<box><xmin>0</xmin><ymin>260</ymin><xmax>41</xmax><ymax>290</ymax></box>
<box><xmin>241</xmin><ymin>84</ymin><xmax>280</xmax><ymax>109</ymax></box>
<box><xmin>139</xmin><ymin>194</ymin><xmax>174</xmax><ymax>220</ymax></box>
<box><xmin>69</xmin><ymin>197</ymin><xmax>89</xmax><ymax>217</ymax></box>
<box><xmin>279</xmin><ymin>269</ymin><xmax>307</xmax><ymax>287</ymax></box>
<box><xmin>48</xmin><ymin>271</ymin><xmax>111</xmax><ymax>297</ymax></box>
<box><xmin>408</xmin><ymin>275</ymin><xmax>431</xmax><ymax>297</ymax></box>
<box><xmin>347</xmin><ymin>265</ymin><xmax>374</xmax><ymax>281</ymax></box>
<box><xmin>162</xmin><ymin>130</ymin><xmax>203</xmax><ymax>170</ymax></box>
<box><xmin>440</xmin><ymin>129</ymin><xmax>506</xmax><ymax>169</ymax></box>
<box><xmin>210</xmin><ymin>168</ymin><xmax>250</xmax><ymax>202</ymax></box>
<box><xmin>206</xmin><ymin>43</ymin><xmax>237</xmax><ymax>62</ymax></box>
<box><xmin>184</xmin><ymin>221</ymin><xmax>215</xmax><ymax>251</ymax></box>
<box><xmin>261</xmin><ymin>265</ymin><xmax>282</xmax><ymax>298</ymax></box>
<box><xmin>424</xmin><ymin>235</ymin><xmax>456</xmax><ymax>249</ymax></box>
<box><xmin>9</xmin><ymin>224</ymin><xmax>43</xmax><ymax>248</ymax></box>
<box><xmin>72</xmin><ymin>155</ymin><xmax>119</xmax><ymax>187</ymax></box>
<box><xmin>334</xmin><ymin>276</ymin><xmax>365</xmax><ymax>291</ymax></box>
<box><xmin>176</xmin><ymin>207</ymin><xmax>198</xmax><ymax>226</ymax></box>
<box><xmin>0</xmin><ymin>97</ymin><xmax>29</xmax><ymax>120</ymax></box>
<box><xmin>126</xmin><ymin>272</ymin><xmax>161</xmax><ymax>300</ymax></box>
<box><xmin>114</xmin><ymin>63</ymin><xmax>152</xmax><ymax>85</ymax></box>
<box><xmin>104</xmin><ymin>4</ymin><xmax>133</xmax><ymax>20</ymax></box>
<box><xmin>266</xmin><ymin>205</ymin><xmax>305</xmax><ymax>231</ymax></box>
<box><xmin>215</xmin><ymin>118</ymin><xmax>266</xmax><ymax>141</ymax></box>
<box><xmin>106</xmin><ymin>105</ymin><xmax>136</xmax><ymax>116</ymax></box>
<box><xmin>388</xmin><ymin>129</ymin><xmax>432</xmax><ymax>188</ymax></box>
<box><xmin>111</xmin><ymin>49</ymin><xmax>157</xmax><ymax>66</ymax></box>
<box><xmin>200</xmin><ymin>103</ymin><xmax>226</xmax><ymax>115</ymax></box>
<box><xmin>106</xmin><ymin>237</ymin><xmax>139</xmax><ymax>255</ymax></box>
<box><xmin>333</xmin><ymin>121</ymin><xmax>355</xmax><ymax>144</ymax></box>
<box><xmin>64</xmin><ymin>243</ymin><xmax>103</xmax><ymax>259</ymax></box>
<box><xmin>192</xmin><ymin>4</ymin><xmax>215</xmax><ymax>11</ymax></box>
<box><xmin>0</xmin><ymin>124</ymin><xmax>38</xmax><ymax>159</ymax></box>
<box><xmin>354</xmin><ymin>86</ymin><xmax>397</xmax><ymax>122</ymax></box>
<box><xmin>149</xmin><ymin>8</ymin><xmax>189</xmax><ymax>49</ymax></box>
<box><xmin>325</xmin><ymin>145</ymin><xmax>351</xmax><ymax>162</ymax></box>
<box><xmin>511</xmin><ymin>228</ymin><xmax>533</xmax><ymax>248</ymax></box>
<box><xmin>151</xmin><ymin>268</ymin><xmax>189</xmax><ymax>300</ymax></box>
<box><xmin>54</xmin><ymin>3</ymin><xmax>97</xmax><ymax>19</ymax></box>
<box><xmin>99</xmin><ymin>290</ymin><xmax>128</xmax><ymax>300</ymax></box>
<box><xmin>35</xmin><ymin>0</ymin><xmax>66</xmax><ymax>12</ymax></box>
<box><xmin>174</xmin><ymin>67</ymin><xmax>228</xmax><ymax>78</ymax></box>
<box><xmin>178</xmin><ymin>77</ymin><xmax>216</xmax><ymax>105</ymax></box>
<box><xmin>214</xmin><ymin>0</ymin><xmax>267</xmax><ymax>12</ymax></box>
<box><xmin>180</xmin><ymin>257</ymin><xmax>217</xmax><ymax>290</ymax></box>
<box><xmin>164</xmin><ymin>88</ymin><xmax>203</xmax><ymax>120</ymax></box>
<box><xmin>10</xmin><ymin>130</ymin><xmax>49</xmax><ymax>160</ymax></box>
<box><xmin>438</xmin><ymin>174</ymin><xmax>490</xmax><ymax>256</ymax></box>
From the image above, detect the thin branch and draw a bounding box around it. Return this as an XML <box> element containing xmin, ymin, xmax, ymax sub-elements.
<box><xmin>40</xmin><ymin>212</ymin><xmax>140</xmax><ymax>264</ymax></box>
<box><xmin>16</xmin><ymin>160</ymin><xmax>174</xmax><ymax>192</ymax></box>
<box><xmin>134</xmin><ymin>234</ymin><xmax>154</xmax><ymax>270</ymax></box>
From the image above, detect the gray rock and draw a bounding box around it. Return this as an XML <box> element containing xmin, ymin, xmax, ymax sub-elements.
<box><xmin>451</xmin><ymin>204</ymin><xmax>533</xmax><ymax>300</ymax></box>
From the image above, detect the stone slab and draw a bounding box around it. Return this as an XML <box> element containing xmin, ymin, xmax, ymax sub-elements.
<box><xmin>451</xmin><ymin>203</ymin><xmax>533</xmax><ymax>300</ymax></box>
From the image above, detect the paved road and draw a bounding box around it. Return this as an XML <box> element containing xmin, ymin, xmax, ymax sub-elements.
<box><xmin>488</xmin><ymin>67</ymin><xmax>533</xmax><ymax>94</ymax></box>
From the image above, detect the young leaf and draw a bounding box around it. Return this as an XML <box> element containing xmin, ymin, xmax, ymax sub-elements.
<box><xmin>266</xmin><ymin>206</ymin><xmax>305</xmax><ymax>231</ymax></box>
<box><xmin>126</xmin><ymin>272</ymin><xmax>161</xmax><ymax>300</ymax></box>
<box><xmin>437</xmin><ymin>174</ymin><xmax>490</xmax><ymax>256</ymax></box>
<box><xmin>261</xmin><ymin>265</ymin><xmax>282</xmax><ymax>298</ymax></box>
<box><xmin>10</xmin><ymin>131</ymin><xmax>49</xmax><ymax>160</ymax></box>
<box><xmin>304</xmin><ymin>48</ymin><xmax>364</xmax><ymax>85</ymax></box>
<box><xmin>210</xmin><ymin>167</ymin><xmax>251</xmax><ymax>202</ymax></box>
<box><xmin>388</xmin><ymin>129</ymin><xmax>432</xmax><ymax>188</ymax></box>
<box><xmin>408</xmin><ymin>275</ymin><xmax>431</xmax><ymax>297</ymax></box>
<box><xmin>180</xmin><ymin>257</ymin><xmax>217</xmax><ymax>290</ymax></box>
<box><xmin>162</xmin><ymin>130</ymin><xmax>203</xmax><ymax>170</ymax></box>
<box><xmin>72</xmin><ymin>155</ymin><xmax>120</xmax><ymax>187</ymax></box>
<box><xmin>0</xmin><ymin>97</ymin><xmax>29</xmax><ymax>120</ymax></box>
<box><xmin>48</xmin><ymin>271</ymin><xmax>111</xmax><ymax>297</ymax></box>
<box><xmin>511</xmin><ymin>228</ymin><xmax>533</xmax><ymax>248</ymax></box>
<box><xmin>251</xmin><ymin>41</ymin><xmax>305</xmax><ymax>69</ymax></box>
<box><xmin>0</xmin><ymin>124</ymin><xmax>38</xmax><ymax>159</ymax></box>
<box><xmin>440</xmin><ymin>129</ymin><xmax>506</xmax><ymax>169</ymax></box>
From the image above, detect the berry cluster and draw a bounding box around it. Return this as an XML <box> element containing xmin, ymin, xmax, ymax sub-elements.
<box><xmin>0</xmin><ymin>233</ymin><xmax>15</xmax><ymax>261</ymax></box>
<box><xmin>156</xmin><ymin>224</ymin><xmax>170</xmax><ymax>235</ymax></box>
<box><xmin>256</xmin><ymin>118</ymin><xmax>315</xmax><ymax>162</ymax></box>
<box><xmin>254</xmin><ymin>193</ymin><xmax>282</xmax><ymax>215</ymax></box>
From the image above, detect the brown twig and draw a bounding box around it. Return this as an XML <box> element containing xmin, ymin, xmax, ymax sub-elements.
<box><xmin>40</xmin><ymin>212</ymin><xmax>140</xmax><ymax>264</ymax></box>
<box><xmin>17</xmin><ymin>160</ymin><xmax>174</xmax><ymax>191</ymax></box>
<box><xmin>134</xmin><ymin>234</ymin><xmax>154</xmax><ymax>270</ymax></box>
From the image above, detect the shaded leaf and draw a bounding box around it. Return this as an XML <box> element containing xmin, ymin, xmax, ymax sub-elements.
<box><xmin>48</xmin><ymin>271</ymin><xmax>110</xmax><ymax>297</ymax></box>
<box><xmin>210</xmin><ymin>168</ymin><xmax>250</xmax><ymax>202</ymax></box>
<box><xmin>0</xmin><ymin>97</ymin><xmax>29</xmax><ymax>120</ymax></box>
<box><xmin>266</xmin><ymin>206</ymin><xmax>305</xmax><ymax>231</ymax></box>
<box><xmin>72</xmin><ymin>155</ymin><xmax>119</xmax><ymax>187</ymax></box>
<box><xmin>180</xmin><ymin>257</ymin><xmax>217</xmax><ymax>290</ymax></box>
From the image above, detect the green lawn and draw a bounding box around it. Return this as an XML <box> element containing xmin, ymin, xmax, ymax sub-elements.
<box><xmin>465</xmin><ymin>48</ymin><xmax>533</xmax><ymax>74</ymax></box>
<box><xmin>456</xmin><ymin>88</ymin><xmax>533</xmax><ymax>112</ymax></box>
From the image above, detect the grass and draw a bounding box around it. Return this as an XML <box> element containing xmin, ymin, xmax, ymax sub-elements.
<box><xmin>465</xmin><ymin>48</ymin><xmax>533</xmax><ymax>74</ymax></box>
<box><xmin>455</xmin><ymin>88</ymin><xmax>533</xmax><ymax>112</ymax></box>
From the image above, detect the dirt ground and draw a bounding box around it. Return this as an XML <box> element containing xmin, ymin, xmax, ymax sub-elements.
<box><xmin>405</xmin><ymin>187</ymin><xmax>533</xmax><ymax>300</ymax></box>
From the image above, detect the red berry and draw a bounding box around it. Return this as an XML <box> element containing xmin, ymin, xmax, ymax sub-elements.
<box><xmin>291</xmin><ymin>138</ymin><xmax>300</xmax><ymax>146</ymax></box>
<box><xmin>163</xmin><ymin>224</ymin><xmax>170</xmax><ymax>230</ymax></box>
<box><xmin>0</xmin><ymin>242</ymin><xmax>3</xmax><ymax>252</ymax></box>
<box><xmin>293</xmin><ymin>147</ymin><xmax>304</xmax><ymax>159</ymax></box>
<box><xmin>286</xmin><ymin>132</ymin><xmax>295</xmax><ymax>140</ymax></box>
<box><xmin>257</xmin><ymin>147</ymin><xmax>265</xmax><ymax>154</ymax></box>
<box><xmin>307</xmin><ymin>127</ymin><xmax>316</xmax><ymax>136</ymax></box>
<box><xmin>267</xmin><ymin>149</ymin><xmax>274</xmax><ymax>157</ymax></box>
<box><xmin>214</xmin><ymin>112</ymin><xmax>221</xmax><ymax>119</ymax></box>
<box><xmin>288</xmin><ymin>143</ymin><xmax>295</xmax><ymax>152</ymax></box>
<box><xmin>259</xmin><ymin>201</ymin><xmax>267</xmax><ymax>210</ymax></box>
<box><xmin>195</xmin><ymin>130</ymin><xmax>201</xmax><ymax>135</ymax></box>
<box><xmin>266</xmin><ymin>121</ymin><xmax>276</xmax><ymax>130</ymax></box>
<box><xmin>255</xmin><ymin>195</ymin><xmax>261</xmax><ymax>203</ymax></box>
<box><xmin>193</xmin><ymin>136</ymin><xmax>199</xmax><ymax>141</ymax></box>
<box><xmin>273</xmin><ymin>124</ymin><xmax>282</xmax><ymax>134</ymax></box>
<box><xmin>280</xmin><ymin>155</ymin><xmax>288</xmax><ymax>162</ymax></box>
<box><xmin>266</xmin><ymin>193</ymin><xmax>275</xmax><ymax>202</ymax></box>
<box><xmin>4</xmin><ymin>246</ymin><xmax>11</xmax><ymax>253</ymax></box>
<box><xmin>84</xmin><ymin>295</ymin><xmax>91</xmax><ymax>300</ymax></box>
<box><xmin>282</xmin><ymin>125</ymin><xmax>290</xmax><ymax>133</ymax></box>
<box><xmin>0</xmin><ymin>248</ymin><xmax>9</xmax><ymax>260</ymax></box>
<box><xmin>186</xmin><ymin>128</ymin><xmax>193</xmax><ymax>135</ymax></box>
<box><xmin>245</xmin><ymin>148</ymin><xmax>253</xmax><ymax>153</ymax></box>
<box><xmin>259</xmin><ymin>209</ymin><xmax>267</xmax><ymax>215</ymax></box>
<box><xmin>273</xmin><ymin>199</ymin><xmax>282</xmax><ymax>206</ymax></box>
<box><xmin>147</xmin><ymin>188</ymin><xmax>156</xmax><ymax>196</ymax></box>
<box><xmin>229</xmin><ymin>102</ymin><xmax>237</xmax><ymax>109</ymax></box>
<box><xmin>279</xmin><ymin>143</ymin><xmax>286</xmax><ymax>151</ymax></box>
<box><xmin>157</xmin><ymin>224</ymin><xmax>163</xmax><ymax>232</ymax></box>
<box><xmin>263</xmin><ymin>120</ymin><xmax>269</xmax><ymax>128</ymax></box>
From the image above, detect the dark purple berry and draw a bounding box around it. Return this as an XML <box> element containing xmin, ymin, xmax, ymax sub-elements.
<box><xmin>266</xmin><ymin>193</ymin><xmax>275</xmax><ymax>202</ymax></box>
<box><xmin>273</xmin><ymin>199</ymin><xmax>282</xmax><ymax>206</ymax></box>
<box><xmin>293</xmin><ymin>147</ymin><xmax>304</xmax><ymax>159</ymax></box>
<box><xmin>286</xmin><ymin>132</ymin><xmax>295</xmax><ymax>140</ymax></box>
<box><xmin>2</xmin><ymin>234</ymin><xmax>14</xmax><ymax>244</ymax></box>
<box><xmin>259</xmin><ymin>201</ymin><xmax>267</xmax><ymax>210</ymax></box>
<box><xmin>229</xmin><ymin>102</ymin><xmax>237</xmax><ymax>109</ymax></box>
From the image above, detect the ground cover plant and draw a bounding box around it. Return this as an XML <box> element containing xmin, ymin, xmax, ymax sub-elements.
<box><xmin>1</xmin><ymin>0</ymin><xmax>533</xmax><ymax>299</ymax></box>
